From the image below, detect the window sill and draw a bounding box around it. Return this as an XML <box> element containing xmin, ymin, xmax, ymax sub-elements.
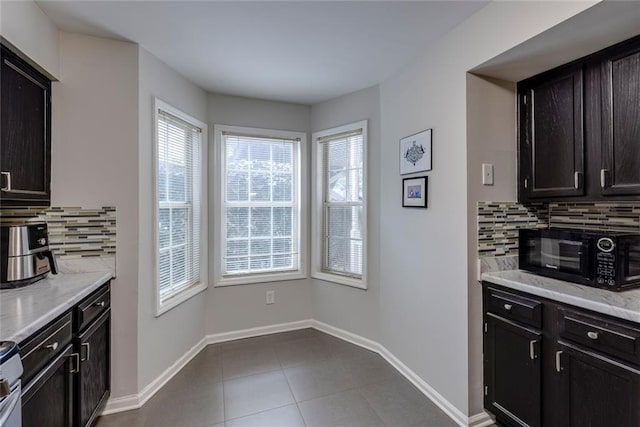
<box><xmin>215</xmin><ymin>270</ymin><xmax>307</xmax><ymax>287</ymax></box>
<box><xmin>156</xmin><ymin>281</ymin><xmax>208</xmax><ymax>317</ymax></box>
<box><xmin>311</xmin><ymin>271</ymin><xmax>367</xmax><ymax>290</ymax></box>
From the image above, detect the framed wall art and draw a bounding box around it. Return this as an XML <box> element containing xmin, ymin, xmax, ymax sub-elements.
<box><xmin>399</xmin><ymin>128</ymin><xmax>432</xmax><ymax>175</ymax></box>
<box><xmin>402</xmin><ymin>176</ymin><xmax>428</xmax><ymax>208</ymax></box>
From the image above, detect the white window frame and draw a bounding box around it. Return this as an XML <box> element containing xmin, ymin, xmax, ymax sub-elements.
<box><xmin>214</xmin><ymin>124</ymin><xmax>307</xmax><ymax>287</ymax></box>
<box><xmin>311</xmin><ymin>120</ymin><xmax>368</xmax><ymax>289</ymax></box>
<box><xmin>153</xmin><ymin>98</ymin><xmax>208</xmax><ymax>316</ymax></box>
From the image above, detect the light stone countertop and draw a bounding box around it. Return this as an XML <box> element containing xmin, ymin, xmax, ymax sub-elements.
<box><xmin>481</xmin><ymin>270</ymin><xmax>640</xmax><ymax>323</ymax></box>
<box><xmin>0</xmin><ymin>270</ymin><xmax>113</xmax><ymax>343</ymax></box>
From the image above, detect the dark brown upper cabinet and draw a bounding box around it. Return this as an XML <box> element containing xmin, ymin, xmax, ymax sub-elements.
<box><xmin>519</xmin><ymin>65</ymin><xmax>585</xmax><ymax>200</ymax></box>
<box><xmin>518</xmin><ymin>34</ymin><xmax>640</xmax><ymax>202</ymax></box>
<box><xmin>1</xmin><ymin>44</ymin><xmax>52</xmax><ymax>206</ymax></box>
<box><xmin>600</xmin><ymin>38</ymin><xmax>640</xmax><ymax>196</ymax></box>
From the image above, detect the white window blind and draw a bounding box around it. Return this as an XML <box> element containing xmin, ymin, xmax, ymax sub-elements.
<box><xmin>157</xmin><ymin>109</ymin><xmax>202</xmax><ymax>303</ymax></box>
<box><xmin>320</xmin><ymin>129</ymin><xmax>364</xmax><ymax>278</ymax></box>
<box><xmin>223</xmin><ymin>133</ymin><xmax>300</xmax><ymax>276</ymax></box>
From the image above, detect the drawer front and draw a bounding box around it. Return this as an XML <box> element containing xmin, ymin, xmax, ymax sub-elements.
<box><xmin>20</xmin><ymin>312</ymin><xmax>73</xmax><ymax>385</ymax></box>
<box><xmin>76</xmin><ymin>283</ymin><xmax>110</xmax><ymax>332</ymax></box>
<box><xmin>559</xmin><ymin>308</ymin><xmax>640</xmax><ymax>366</ymax></box>
<box><xmin>486</xmin><ymin>287</ymin><xmax>542</xmax><ymax>328</ymax></box>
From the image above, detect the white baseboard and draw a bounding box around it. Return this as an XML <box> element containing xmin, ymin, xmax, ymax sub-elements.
<box><xmin>104</xmin><ymin>318</ymin><xmax>489</xmax><ymax>427</ymax></box>
<box><xmin>102</xmin><ymin>319</ymin><xmax>313</xmax><ymax>415</ymax></box>
<box><xmin>205</xmin><ymin>319</ymin><xmax>314</xmax><ymax>345</ymax></box>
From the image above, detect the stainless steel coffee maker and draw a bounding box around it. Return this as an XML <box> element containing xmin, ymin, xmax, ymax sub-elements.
<box><xmin>0</xmin><ymin>222</ymin><xmax>58</xmax><ymax>288</ymax></box>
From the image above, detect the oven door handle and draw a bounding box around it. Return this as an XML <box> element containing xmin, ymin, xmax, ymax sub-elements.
<box><xmin>0</xmin><ymin>384</ymin><xmax>21</xmax><ymax>426</ymax></box>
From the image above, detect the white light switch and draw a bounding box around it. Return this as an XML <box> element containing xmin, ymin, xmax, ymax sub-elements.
<box><xmin>482</xmin><ymin>163</ymin><xmax>494</xmax><ymax>185</ymax></box>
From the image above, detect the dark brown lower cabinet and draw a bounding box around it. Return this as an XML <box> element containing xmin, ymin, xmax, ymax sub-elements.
<box><xmin>22</xmin><ymin>344</ymin><xmax>74</xmax><ymax>427</ymax></box>
<box><xmin>483</xmin><ymin>281</ymin><xmax>640</xmax><ymax>427</ymax></box>
<box><xmin>557</xmin><ymin>341</ymin><xmax>640</xmax><ymax>427</ymax></box>
<box><xmin>484</xmin><ymin>313</ymin><xmax>541</xmax><ymax>427</ymax></box>
<box><xmin>76</xmin><ymin>309</ymin><xmax>111</xmax><ymax>427</ymax></box>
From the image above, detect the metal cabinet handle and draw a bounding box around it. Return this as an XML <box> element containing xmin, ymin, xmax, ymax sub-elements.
<box><xmin>529</xmin><ymin>340</ymin><xmax>537</xmax><ymax>360</ymax></box>
<box><xmin>574</xmin><ymin>171</ymin><xmax>581</xmax><ymax>189</ymax></box>
<box><xmin>556</xmin><ymin>351</ymin><xmax>563</xmax><ymax>372</ymax></box>
<box><xmin>43</xmin><ymin>342</ymin><xmax>59</xmax><ymax>351</ymax></box>
<box><xmin>601</xmin><ymin>169</ymin><xmax>609</xmax><ymax>188</ymax></box>
<box><xmin>587</xmin><ymin>331</ymin><xmax>599</xmax><ymax>340</ymax></box>
<box><xmin>503</xmin><ymin>304</ymin><xmax>513</xmax><ymax>311</ymax></box>
<box><xmin>0</xmin><ymin>172</ymin><xmax>11</xmax><ymax>191</ymax></box>
<box><xmin>81</xmin><ymin>343</ymin><xmax>91</xmax><ymax>362</ymax></box>
<box><xmin>70</xmin><ymin>353</ymin><xmax>80</xmax><ymax>373</ymax></box>
<box><xmin>93</xmin><ymin>301</ymin><xmax>105</xmax><ymax>307</ymax></box>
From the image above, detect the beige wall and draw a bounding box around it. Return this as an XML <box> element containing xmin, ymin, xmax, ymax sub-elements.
<box><xmin>52</xmin><ymin>32</ymin><xmax>140</xmax><ymax>398</ymax></box>
<box><xmin>137</xmin><ymin>47</ymin><xmax>209</xmax><ymax>390</ymax></box>
<box><xmin>0</xmin><ymin>0</ymin><xmax>59</xmax><ymax>78</ymax></box>
<box><xmin>378</xmin><ymin>1</ymin><xmax>597</xmax><ymax>418</ymax></box>
<box><xmin>205</xmin><ymin>93</ymin><xmax>313</xmax><ymax>335</ymax></box>
<box><xmin>310</xmin><ymin>86</ymin><xmax>381</xmax><ymax>341</ymax></box>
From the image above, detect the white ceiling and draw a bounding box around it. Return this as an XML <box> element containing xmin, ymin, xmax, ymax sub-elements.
<box><xmin>37</xmin><ymin>1</ymin><xmax>488</xmax><ymax>104</ymax></box>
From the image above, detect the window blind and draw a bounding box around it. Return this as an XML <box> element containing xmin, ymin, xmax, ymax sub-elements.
<box><xmin>223</xmin><ymin>133</ymin><xmax>299</xmax><ymax>275</ymax></box>
<box><xmin>157</xmin><ymin>110</ymin><xmax>202</xmax><ymax>302</ymax></box>
<box><xmin>320</xmin><ymin>130</ymin><xmax>364</xmax><ymax>278</ymax></box>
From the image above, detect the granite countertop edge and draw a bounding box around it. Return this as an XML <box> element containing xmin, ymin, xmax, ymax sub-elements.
<box><xmin>1</xmin><ymin>271</ymin><xmax>113</xmax><ymax>343</ymax></box>
<box><xmin>481</xmin><ymin>270</ymin><xmax>640</xmax><ymax>324</ymax></box>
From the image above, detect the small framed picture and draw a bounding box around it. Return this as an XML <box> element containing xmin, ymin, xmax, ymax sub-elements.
<box><xmin>402</xmin><ymin>176</ymin><xmax>428</xmax><ymax>208</ymax></box>
<box><xmin>400</xmin><ymin>129</ymin><xmax>432</xmax><ymax>175</ymax></box>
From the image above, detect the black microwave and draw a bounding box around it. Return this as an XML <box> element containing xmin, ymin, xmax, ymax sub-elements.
<box><xmin>519</xmin><ymin>228</ymin><xmax>640</xmax><ymax>291</ymax></box>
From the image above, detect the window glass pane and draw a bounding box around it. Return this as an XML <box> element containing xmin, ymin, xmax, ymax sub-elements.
<box><xmin>272</xmin><ymin>144</ymin><xmax>293</xmax><ymax>172</ymax></box>
<box><xmin>272</xmin><ymin>173</ymin><xmax>292</xmax><ymax>202</ymax></box>
<box><xmin>273</xmin><ymin>207</ymin><xmax>292</xmax><ymax>237</ymax></box>
<box><xmin>250</xmin><ymin>143</ymin><xmax>271</xmax><ymax>171</ymax></box>
<box><xmin>227</xmin><ymin>140</ymin><xmax>249</xmax><ymax>171</ymax></box>
<box><xmin>159</xmin><ymin>250</ymin><xmax>171</xmax><ymax>291</ymax></box>
<box><xmin>227</xmin><ymin>208</ymin><xmax>249</xmax><ymax>238</ymax></box>
<box><xmin>171</xmin><ymin>208</ymin><xmax>188</xmax><ymax>245</ymax></box>
<box><xmin>171</xmin><ymin>245</ymin><xmax>187</xmax><ymax>285</ymax></box>
<box><xmin>327</xmin><ymin>238</ymin><xmax>347</xmax><ymax>272</ymax></box>
<box><xmin>159</xmin><ymin>208</ymin><xmax>170</xmax><ymax>249</ymax></box>
<box><xmin>251</xmin><ymin>207</ymin><xmax>272</xmax><ymax>237</ymax></box>
<box><xmin>250</xmin><ymin>256</ymin><xmax>271</xmax><ymax>270</ymax></box>
<box><xmin>251</xmin><ymin>239</ymin><xmax>271</xmax><ymax>255</ymax></box>
<box><xmin>273</xmin><ymin>238</ymin><xmax>292</xmax><ymax>254</ymax></box>
<box><xmin>227</xmin><ymin>171</ymin><xmax>249</xmax><ymax>202</ymax></box>
<box><xmin>227</xmin><ymin>240</ymin><xmax>248</xmax><ymax>257</ymax></box>
<box><xmin>273</xmin><ymin>255</ymin><xmax>292</xmax><ymax>269</ymax></box>
<box><xmin>328</xmin><ymin>171</ymin><xmax>347</xmax><ymax>202</ymax></box>
<box><xmin>226</xmin><ymin>258</ymin><xmax>248</xmax><ymax>273</ymax></box>
<box><xmin>250</xmin><ymin>172</ymin><xmax>271</xmax><ymax>201</ymax></box>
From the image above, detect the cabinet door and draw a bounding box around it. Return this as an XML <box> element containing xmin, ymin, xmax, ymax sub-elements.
<box><xmin>600</xmin><ymin>39</ymin><xmax>640</xmax><ymax>196</ymax></box>
<box><xmin>484</xmin><ymin>313</ymin><xmax>542</xmax><ymax>427</ymax></box>
<box><xmin>0</xmin><ymin>44</ymin><xmax>51</xmax><ymax>205</ymax></box>
<box><xmin>22</xmin><ymin>344</ymin><xmax>74</xmax><ymax>427</ymax></box>
<box><xmin>76</xmin><ymin>309</ymin><xmax>110</xmax><ymax>427</ymax></box>
<box><xmin>519</xmin><ymin>65</ymin><xmax>584</xmax><ymax>201</ymax></box>
<box><xmin>556</xmin><ymin>341</ymin><xmax>640</xmax><ymax>427</ymax></box>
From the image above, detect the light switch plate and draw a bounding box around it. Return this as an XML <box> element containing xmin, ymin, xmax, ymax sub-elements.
<box><xmin>482</xmin><ymin>163</ymin><xmax>494</xmax><ymax>185</ymax></box>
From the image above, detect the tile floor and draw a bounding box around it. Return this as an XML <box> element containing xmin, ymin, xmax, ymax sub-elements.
<box><xmin>97</xmin><ymin>328</ymin><xmax>458</xmax><ymax>427</ymax></box>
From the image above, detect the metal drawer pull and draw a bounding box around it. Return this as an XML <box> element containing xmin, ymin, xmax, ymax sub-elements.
<box><xmin>601</xmin><ymin>169</ymin><xmax>608</xmax><ymax>188</ymax></box>
<box><xmin>574</xmin><ymin>171</ymin><xmax>581</xmax><ymax>189</ymax></box>
<box><xmin>93</xmin><ymin>301</ymin><xmax>105</xmax><ymax>307</ymax></box>
<box><xmin>81</xmin><ymin>343</ymin><xmax>91</xmax><ymax>362</ymax></box>
<box><xmin>0</xmin><ymin>172</ymin><xmax>11</xmax><ymax>191</ymax></box>
<box><xmin>70</xmin><ymin>353</ymin><xmax>80</xmax><ymax>373</ymax></box>
<box><xmin>587</xmin><ymin>331</ymin><xmax>599</xmax><ymax>340</ymax></box>
<box><xmin>44</xmin><ymin>342</ymin><xmax>59</xmax><ymax>351</ymax></box>
<box><xmin>503</xmin><ymin>304</ymin><xmax>512</xmax><ymax>311</ymax></box>
<box><xmin>556</xmin><ymin>351</ymin><xmax>563</xmax><ymax>372</ymax></box>
<box><xmin>529</xmin><ymin>340</ymin><xmax>537</xmax><ymax>360</ymax></box>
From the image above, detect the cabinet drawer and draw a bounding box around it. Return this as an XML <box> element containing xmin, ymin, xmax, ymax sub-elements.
<box><xmin>486</xmin><ymin>287</ymin><xmax>542</xmax><ymax>328</ymax></box>
<box><xmin>559</xmin><ymin>308</ymin><xmax>640</xmax><ymax>366</ymax></box>
<box><xmin>20</xmin><ymin>312</ymin><xmax>73</xmax><ymax>385</ymax></box>
<box><xmin>75</xmin><ymin>283</ymin><xmax>110</xmax><ymax>332</ymax></box>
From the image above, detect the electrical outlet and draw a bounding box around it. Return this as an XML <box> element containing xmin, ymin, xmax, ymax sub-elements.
<box><xmin>482</xmin><ymin>163</ymin><xmax>494</xmax><ymax>185</ymax></box>
<box><xmin>266</xmin><ymin>290</ymin><xmax>275</xmax><ymax>305</ymax></box>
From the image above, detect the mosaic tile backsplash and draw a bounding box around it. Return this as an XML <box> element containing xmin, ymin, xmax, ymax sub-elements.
<box><xmin>0</xmin><ymin>207</ymin><xmax>116</xmax><ymax>259</ymax></box>
<box><xmin>477</xmin><ymin>201</ymin><xmax>640</xmax><ymax>257</ymax></box>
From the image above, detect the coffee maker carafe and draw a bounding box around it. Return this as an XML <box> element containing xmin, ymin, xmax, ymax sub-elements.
<box><xmin>0</xmin><ymin>222</ymin><xmax>58</xmax><ymax>288</ymax></box>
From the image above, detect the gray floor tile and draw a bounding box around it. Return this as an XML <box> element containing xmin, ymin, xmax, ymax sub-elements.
<box><xmin>96</xmin><ymin>409</ymin><xmax>143</xmax><ymax>427</ymax></box>
<box><xmin>221</xmin><ymin>335</ymin><xmax>275</xmax><ymax>353</ymax></box>
<box><xmin>341</xmin><ymin>353</ymin><xmax>402</xmax><ymax>387</ymax></box>
<box><xmin>225</xmin><ymin>404</ymin><xmax>305</xmax><ymax>427</ymax></box>
<box><xmin>298</xmin><ymin>388</ymin><xmax>385</xmax><ymax>427</ymax></box>
<box><xmin>223</xmin><ymin>344</ymin><xmax>281</xmax><ymax>380</ymax></box>
<box><xmin>359</xmin><ymin>377</ymin><xmax>457</xmax><ymax>427</ymax></box>
<box><xmin>262</xmin><ymin>328</ymin><xmax>324</xmax><ymax>344</ymax></box>
<box><xmin>223</xmin><ymin>370</ymin><xmax>295</xmax><ymax>420</ymax></box>
<box><xmin>274</xmin><ymin>337</ymin><xmax>332</xmax><ymax>367</ymax></box>
<box><xmin>284</xmin><ymin>359</ymin><xmax>359</xmax><ymax>402</ymax></box>
<box><xmin>144</xmin><ymin>381</ymin><xmax>225</xmax><ymax>427</ymax></box>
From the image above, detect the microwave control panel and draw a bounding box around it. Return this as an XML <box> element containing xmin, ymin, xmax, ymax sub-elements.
<box><xmin>596</xmin><ymin>251</ymin><xmax>616</xmax><ymax>286</ymax></box>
